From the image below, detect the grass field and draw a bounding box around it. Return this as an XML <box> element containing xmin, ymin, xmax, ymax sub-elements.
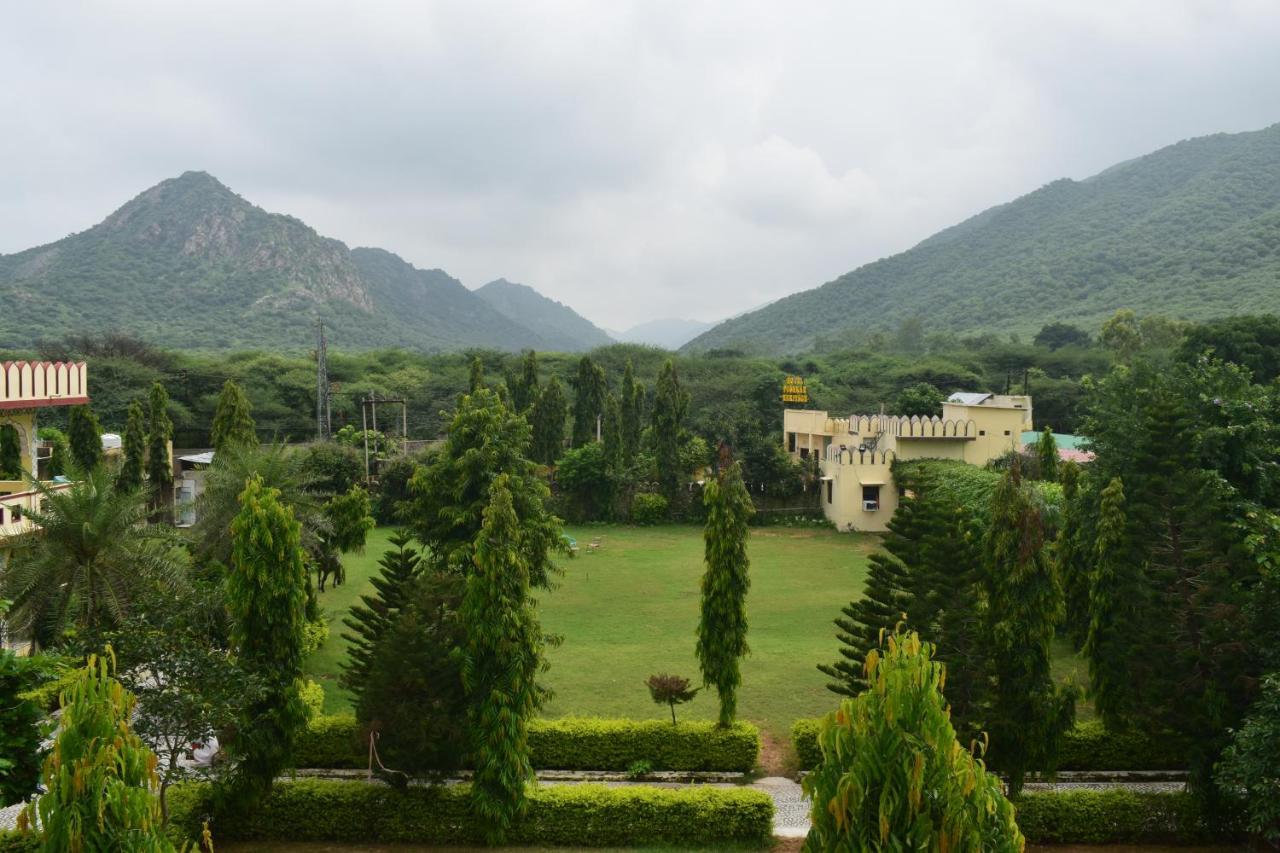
<box><xmin>305</xmin><ymin>524</ymin><xmax>1093</xmax><ymax>748</ymax></box>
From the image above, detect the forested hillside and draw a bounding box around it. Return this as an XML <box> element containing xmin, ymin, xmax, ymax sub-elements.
<box><xmin>475</xmin><ymin>278</ymin><xmax>613</xmax><ymax>351</ymax></box>
<box><xmin>0</xmin><ymin>172</ymin><xmax>557</xmax><ymax>353</ymax></box>
<box><xmin>686</xmin><ymin>123</ymin><xmax>1280</xmax><ymax>354</ymax></box>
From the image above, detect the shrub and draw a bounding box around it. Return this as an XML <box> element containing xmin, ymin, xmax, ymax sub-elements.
<box><xmin>293</xmin><ymin>715</ymin><xmax>760</xmax><ymax>772</ymax></box>
<box><xmin>0</xmin><ymin>651</ymin><xmax>42</xmax><ymax>807</ymax></box>
<box><xmin>631</xmin><ymin>492</ymin><xmax>668</xmax><ymax>524</ymax></box>
<box><xmin>790</xmin><ymin>717</ymin><xmax>823</xmax><ymax>770</ymax></box>
<box><xmin>0</xmin><ymin>833</ymin><xmax>39</xmax><ymax>853</ymax></box>
<box><xmin>1014</xmin><ymin>790</ymin><xmax>1243</xmax><ymax>844</ymax></box>
<box><xmin>165</xmin><ymin>779</ymin><xmax>773</xmax><ymax>847</ymax></box>
<box><xmin>299</xmin><ymin>679</ymin><xmax>325</xmax><ymax>718</ymax></box>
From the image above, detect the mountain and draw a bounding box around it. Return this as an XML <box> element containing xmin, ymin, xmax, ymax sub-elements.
<box><xmin>613</xmin><ymin>318</ymin><xmax>715</xmax><ymax>350</ymax></box>
<box><xmin>685</xmin><ymin>123</ymin><xmax>1280</xmax><ymax>354</ymax></box>
<box><xmin>0</xmin><ymin>172</ymin><xmax>554</xmax><ymax>353</ymax></box>
<box><xmin>474</xmin><ymin>278</ymin><xmax>612</xmax><ymax>351</ymax></box>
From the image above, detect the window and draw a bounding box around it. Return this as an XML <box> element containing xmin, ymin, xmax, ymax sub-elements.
<box><xmin>862</xmin><ymin>485</ymin><xmax>881</xmax><ymax>512</ymax></box>
<box><xmin>800</xmin><ymin>447</ymin><xmax>809</xmax><ymax>459</ymax></box>
<box><xmin>826</xmin><ymin>479</ymin><xmax>833</xmax><ymax>504</ymax></box>
<box><xmin>1003</xmin><ymin>430</ymin><xmax>1011</xmax><ymax>436</ymax></box>
<box><xmin>978</xmin><ymin>430</ymin><xmax>986</xmax><ymax>436</ymax></box>
<box><xmin>787</xmin><ymin>432</ymin><xmax>796</xmax><ymax>453</ymax></box>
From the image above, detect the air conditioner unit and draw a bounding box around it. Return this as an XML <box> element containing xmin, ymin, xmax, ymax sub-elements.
<box><xmin>863</xmin><ymin>500</ymin><xmax>880</xmax><ymax>512</ymax></box>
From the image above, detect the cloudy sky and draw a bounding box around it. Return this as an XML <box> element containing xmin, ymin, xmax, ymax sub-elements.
<box><xmin>2</xmin><ymin>1</ymin><xmax>1279</xmax><ymax>330</ymax></box>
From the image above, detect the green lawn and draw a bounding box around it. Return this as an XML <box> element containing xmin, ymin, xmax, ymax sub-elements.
<box><xmin>305</xmin><ymin>524</ymin><xmax>1093</xmax><ymax>742</ymax></box>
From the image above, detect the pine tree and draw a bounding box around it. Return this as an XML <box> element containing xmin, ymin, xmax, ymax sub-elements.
<box><xmin>1056</xmin><ymin>461</ymin><xmax>1090</xmax><ymax>647</ymax></box>
<box><xmin>697</xmin><ymin>462</ymin><xmax>753</xmax><ymax>726</ymax></box>
<box><xmin>116</xmin><ymin>400</ymin><xmax>147</xmax><ymax>491</ymax></box>
<box><xmin>602</xmin><ymin>392</ymin><xmax>624</xmax><ymax>473</ymax></box>
<box><xmin>651</xmin><ymin>359</ymin><xmax>689</xmax><ymax>505</ymax></box>
<box><xmin>210</xmin><ymin>379</ymin><xmax>257</xmax><ymax>454</ymax></box>
<box><xmin>462</xmin><ymin>476</ymin><xmax>542</xmax><ymax>843</ymax></box>
<box><xmin>67</xmin><ymin>405</ymin><xmax>102</xmax><ymax>472</ymax></box>
<box><xmin>469</xmin><ymin>356</ymin><xmax>485</xmax><ymax>394</ymax></box>
<box><xmin>225</xmin><ymin>474</ymin><xmax>309</xmax><ymax>803</ymax></box>
<box><xmin>146</xmin><ymin>382</ymin><xmax>174</xmax><ymax>509</ymax></box>
<box><xmin>620</xmin><ymin>359</ymin><xmax>643</xmax><ymax>463</ymax></box>
<box><xmin>529</xmin><ymin>377</ymin><xmax>567</xmax><ymax>466</ymax></box>
<box><xmin>571</xmin><ymin>356</ymin><xmax>607</xmax><ymax>446</ymax></box>
<box><xmin>1037</xmin><ymin>426</ymin><xmax>1059</xmax><ymax>482</ymax></box>
<box><xmin>926</xmin><ymin>503</ymin><xmax>990</xmax><ymax>738</ymax></box>
<box><xmin>0</xmin><ymin>424</ymin><xmax>22</xmax><ymax>479</ymax></box>
<box><xmin>511</xmin><ymin>350</ymin><xmax>539</xmax><ymax>414</ymax></box>
<box><xmin>983</xmin><ymin>463</ymin><xmax>1075</xmax><ymax>795</ymax></box>
<box><xmin>340</xmin><ymin>530</ymin><xmax>424</xmax><ymax>700</ymax></box>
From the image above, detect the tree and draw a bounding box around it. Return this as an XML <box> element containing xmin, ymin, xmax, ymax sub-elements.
<box><xmin>407</xmin><ymin>388</ymin><xmax>564</xmax><ymax>590</ymax></box>
<box><xmin>646</xmin><ymin>674</ymin><xmax>699</xmax><ymax>724</ymax></box>
<box><xmin>620</xmin><ymin>360</ymin><xmax>643</xmax><ymax>463</ymax></box>
<box><xmin>697</xmin><ymin>462</ymin><xmax>753</xmax><ymax>727</ymax></box>
<box><xmin>1034</xmin><ymin>322</ymin><xmax>1092</xmax><ymax>350</ymax></box>
<box><xmin>323</xmin><ymin>485</ymin><xmax>375</xmax><ymax>554</ymax></box>
<box><xmin>462</xmin><ymin>476</ymin><xmax>543</xmax><ymax>843</ymax></box>
<box><xmin>1100</xmin><ymin>308</ymin><xmax>1143</xmax><ymax>363</ymax></box>
<box><xmin>554</xmin><ymin>442</ymin><xmax>613</xmax><ymax>522</ymax></box>
<box><xmin>0</xmin><ymin>641</ymin><xmax>42</xmax><ymax>807</ymax></box>
<box><xmin>469</xmin><ymin>356</ymin><xmax>485</xmax><ymax>394</ymax></box>
<box><xmin>602</xmin><ymin>392</ymin><xmax>624</xmax><ymax>474</ymax></box>
<box><xmin>0</xmin><ymin>424</ymin><xmax>21</xmax><ymax>480</ymax></box>
<box><xmin>117</xmin><ymin>400</ymin><xmax>147</xmax><ymax>491</ymax></box>
<box><xmin>224</xmin><ymin>474</ymin><xmax>309</xmax><ymax>804</ymax></box>
<box><xmin>571</xmin><ymin>356</ymin><xmax>607</xmax><ymax>447</ymax></box>
<box><xmin>1216</xmin><ymin>673</ymin><xmax>1280</xmax><ymax>845</ymax></box>
<box><xmin>530</xmin><ymin>377</ymin><xmax>568</xmax><ymax>466</ymax></box>
<box><xmin>41</xmin><ymin>427</ymin><xmax>68</xmax><ymax>478</ymax></box>
<box><xmin>341</xmin><ymin>531</ymin><xmax>424</xmax><ymax>700</ymax></box>
<box><xmin>0</xmin><ymin>467</ymin><xmax>185</xmax><ymax>650</ymax></box>
<box><xmin>146</xmin><ymin>382</ymin><xmax>173</xmax><ymax>513</ymax></box>
<box><xmin>67</xmin><ymin>404</ymin><xmax>102</xmax><ymax>472</ymax></box>
<box><xmin>802</xmin><ymin>632</ymin><xmax>1023</xmax><ymax>852</ymax></box>
<box><xmin>983</xmin><ymin>463</ymin><xmax>1074</xmax><ymax>795</ymax></box>
<box><xmin>26</xmin><ymin>649</ymin><xmax>175</xmax><ymax>851</ymax></box>
<box><xmin>893</xmin><ymin>381</ymin><xmax>945</xmax><ymax>417</ymax></box>
<box><xmin>651</xmin><ymin>359</ymin><xmax>689</xmax><ymax>506</ymax></box>
<box><xmin>1055</xmin><ymin>461</ymin><xmax>1089</xmax><ymax>647</ymax></box>
<box><xmin>511</xmin><ymin>350</ymin><xmax>539</xmax><ymax>414</ymax></box>
<box><xmin>210</xmin><ymin>379</ymin><xmax>257</xmax><ymax>454</ymax></box>
<box><xmin>1036</xmin><ymin>425</ymin><xmax>1058</xmax><ymax>482</ymax></box>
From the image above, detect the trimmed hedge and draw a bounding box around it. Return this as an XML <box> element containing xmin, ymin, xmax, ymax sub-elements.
<box><xmin>1016</xmin><ymin>790</ymin><xmax>1242</xmax><ymax>844</ymax></box>
<box><xmin>168</xmin><ymin>779</ymin><xmax>773</xmax><ymax>847</ymax></box>
<box><xmin>295</xmin><ymin>715</ymin><xmax>760</xmax><ymax>772</ymax></box>
<box><xmin>792</xmin><ymin>717</ymin><xmax>1186</xmax><ymax>772</ymax></box>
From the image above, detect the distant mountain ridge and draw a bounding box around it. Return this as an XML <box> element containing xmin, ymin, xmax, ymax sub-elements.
<box><xmin>685</xmin><ymin>122</ymin><xmax>1280</xmax><ymax>354</ymax></box>
<box><xmin>0</xmin><ymin>172</ymin><xmax>586</xmax><ymax>353</ymax></box>
<box><xmin>612</xmin><ymin>318</ymin><xmax>715</xmax><ymax>350</ymax></box>
<box><xmin>475</xmin><ymin>278</ymin><xmax>613</xmax><ymax>351</ymax></box>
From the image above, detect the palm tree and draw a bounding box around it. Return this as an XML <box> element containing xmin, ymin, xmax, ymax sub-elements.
<box><xmin>0</xmin><ymin>466</ymin><xmax>187</xmax><ymax>650</ymax></box>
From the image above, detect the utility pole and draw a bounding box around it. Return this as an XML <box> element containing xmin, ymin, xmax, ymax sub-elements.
<box><xmin>315</xmin><ymin>320</ymin><xmax>331</xmax><ymax>440</ymax></box>
<box><xmin>361</xmin><ymin>395</ymin><xmax>409</xmax><ymax>484</ymax></box>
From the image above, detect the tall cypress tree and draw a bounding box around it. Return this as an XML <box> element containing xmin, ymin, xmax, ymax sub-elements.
<box><xmin>697</xmin><ymin>462</ymin><xmax>753</xmax><ymax>726</ymax></box>
<box><xmin>511</xmin><ymin>351</ymin><xmax>539</xmax><ymax>414</ymax></box>
<box><xmin>0</xmin><ymin>424</ymin><xmax>22</xmax><ymax>479</ymax></box>
<box><xmin>116</xmin><ymin>400</ymin><xmax>147</xmax><ymax>491</ymax></box>
<box><xmin>225</xmin><ymin>474</ymin><xmax>309</xmax><ymax>803</ymax></box>
<box><xmin>462</xmin><ymin>476</ymin><xmax>541</xmax><ymax>843</ymax></box>
<box><xmin>469</xmin><ymin>356</ymin><xmax>485</xmax><ymax>394</ymax></box>
<box><xmin>983</xmin><ymin>463</ymin><xmax>1074</xmax><ymax>795</ymax></box>
<box><xmin>571</xmin><ymin>356</ymin><xmax>607</xmax><ymax>447</ymax></box>
<box><xmin>620</xmin><ymin>359</ymin><xmax>643</xmax><ymax>463</ymax></box>
<box><xmin>602</xmin><ymin>393</ymin><xmax>624</xmax><ymax>473</ymax></box>
<box><xmin>211</xmin><ymin>379</ymin><xmax>257</xmax><ymax>454</ymax></box>
<box><xmin>1036</xmin><ymin>426</ymin><xmax>1059</xmax><ymax>482</ymax></box>
<box><xmin>67</xmin><ymin>405</ymin><xmax>102</xmax><ymax>472</ymax></box>
<box><xmin>530</xmin><ymin>377</ymin><xmax>567</xmax><ymax>466</ymax></box>
<box><xmin>651</xmin><ymin>359</ymin><xmax>689</xmax><ymax>505</ymax></box>
<box><xmin>1055</xmin><ymin>461</ymin><xmax>1090</xmax><ymax>647</ymax></box>
<box><xmin>926</xmin><ymin>503</ymin><xmax>990</xmax><ymax>737</ymax></box>
<box><xmin>340</xmin><ymin>530</ymin><xmax>424</xmax><ymax>700</ymax></box>
<box><xmin>147</xmin><ymin>382</ymin><xmax>174</xmax><ymax>517</ymax></box>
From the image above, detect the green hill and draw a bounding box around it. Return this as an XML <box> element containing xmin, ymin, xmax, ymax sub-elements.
<box><xmin>0</xmin><ymin>172</ymin><xmax>554</xmax><ymax>353</ymax></box>
<box><xmin>685</xmin><ymin>123</ymin><xmax>1280</xmax><ymax>354</ymax></box>
<box><xmin>475</xmin><ymin>278</ymin><xmax>613</xmax><ymax>351</ymax></box>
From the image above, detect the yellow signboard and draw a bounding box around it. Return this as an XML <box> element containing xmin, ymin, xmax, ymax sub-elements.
<box><xmin>782</xmin><ymin>375</ymin><xmax>809</xmax><ymax>404</ymax></box>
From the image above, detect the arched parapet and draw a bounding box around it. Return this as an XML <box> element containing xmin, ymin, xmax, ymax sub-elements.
<box><xmin>0</xmin><ymin>360</ymin><xmax>90</xmax><ymax>409</ymax></box>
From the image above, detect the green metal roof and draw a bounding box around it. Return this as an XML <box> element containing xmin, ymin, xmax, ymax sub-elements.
<box><xmin>1021</xmin><ymin>431</ymin><xmax>1089</xmax><ymax>450</ymax></box>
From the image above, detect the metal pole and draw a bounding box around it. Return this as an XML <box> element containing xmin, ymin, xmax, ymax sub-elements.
<box><xmin>361</xmin><ymin>398</ymin><xmax>370</xmax><ymax>485</ymax></box>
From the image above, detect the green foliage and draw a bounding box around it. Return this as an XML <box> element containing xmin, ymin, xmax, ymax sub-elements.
<box><xmin>1084</xmin><ymin>477</ymin><xmax>1143</xmax><ymax>725</ymax></box>
<box><xmin>468</xmin><ymin>355</ymin><xmax>485</xmax><ymax>393</ymax></box>
<box><xmin>651</xmin><ymin>359</ymin><xmax>689</xmax><ymax>504</ymax></box>
<box><xmin>339</xmin><ymin>531</ymin><xmax>424</xmax><ymax>701</ymax></box>
<box><xmin>630</xmin><ymin>491</ymin><xmax>668</xmax><ymax>524</ymax></box>
<box><xmin>1013</xmin><ymin>789</ymin><xmax>1242</xmax><ymax>845</ymax></box>
<box><xmin>529</xmin><ymin>375</ymin><xmax>568</xmax><ymax>465</ymax></box>
<box><xmin>39</xmin><ymin>428</ymin><xmax>67</xmax><ymax>478</ymax></box>
<box><xmin>511</xmin><ymin>349</ymin><xmax>540</xmax><ymax>414</ymax></box>
<box><xmin>66</xmin><ymin>405</ymin><xmax>102</xmax><ymax>472</ymax></box>
<box><xmin>601</xmin><ymin>392</ymin><xmax>623</xmax><ymax>473</ymax></box>
<box><xmin>645</xmin><ymin>673</ymin><xmax>700</xmax><ymax>724</ymax></box>
<box><xmin>554</xmin><ymin>441</ymin><xmax>613</xmax><ymax>522</ymax></box>
<box><xmin>1216</xmin><ymin>672</ymin><xmax>1280</xmax><ymax>844</ymax></box>
<box><xmin>29</xmin><ymin>649</ymin><xmax>173</xmax><ymax>851</ymax></box>
<box><xmin>620</xmin><ymin>359</ymin><xmax>643</xmax><ymax>463</ymax></box>
<box><xmin>570</xmin><ymin>355</ymin><xmax>607</xmax><ymax>447</ymax></box>
<box><xmin>790</xmin><ymin>718</ymin><xmax>823</xmax><ymax>771</ymax></box>
<box><xmin>697</xmin><ymin>463</ymin><xmax>753</xmax><ymax>727</ymax></box>
<box><xmin>461</xmin><ymin>476</ymin><xmax>542</xmax><ymax>842</ymax></box>
<box><xmin>322</xmin><ymin>485</ymin><xmax>375</xmax><ymax>554</ymax></box>
<box><xmin>0</xmin><ymin>650</ymin><xmax>42</xmax><ymax>807</ymax></box>
<box><xmin>146</xmin><ymin>382</ymin><xmax>173</xmax><ymax>502</ymax></box>
<box><xmin>0</xmin><ymin>424</ymin><xmax>21</xmax><ymax>480</ymax></box>
<box><xmin>406</xmin><ymin>388</ymin><xmax>564</xmax><ymax>589</ymax></box>
<box><xmin>299</xmin><ymin>441</ymin><xmax>363</xmax><ymax>495</ymax></box>
<box><xmin>0</xmin><ymin>832</ymin><xmax>39</xmax><ymax>853</ymax></box>
<box><xmin>893</xmin><ymin>381</ymin><xmax>944</xmax><ymax>417</ymax></box>
<box><xmin>1035</xmin><ymin>322</ymin><xmax>1092</xmax><ymax>350</ymax></box>
<box><xmin>1035</xmin><ymin>425</ymin><xmax>1058</xmax><ymax>482</ymax></box>
<box><xmin>802</xmin><ymin>632</ymin><xmax>1024</xmax><ymax>851</ymax></box>
<box><xmin>117</xmin><ymin>400</ymin><xmax>147</xmax><ymax>491</ymax></box>
<box><xmin>164</xmin><ymin>778</ymin><xmax>773</xmax><ymax>847</ymax></box>
<box><xmin>224</xmin><ymin>474</ymin><xmax>310</xmax><ymax>803</ymax></box>
<box><xmin>1179</xmin><ymin>313</ymin><xmax>1280</xmax><ymax>383</ymax></box>
<box><xmin>210</xmin><ymin>379</ymin><xmax>257</xmax><ymax>454</ymax></box>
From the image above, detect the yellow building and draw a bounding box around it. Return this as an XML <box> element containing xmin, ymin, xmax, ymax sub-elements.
<box><xmin>783</xmin><ymin>392</ymin><xmax>1033</xmax><ymax>532</ymax></box>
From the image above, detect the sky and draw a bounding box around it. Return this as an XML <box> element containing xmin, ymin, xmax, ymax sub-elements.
<box><xmin>2</xmin><ymin>1</ymin><xmax>1280</xmax><ymax>331</ymax></box>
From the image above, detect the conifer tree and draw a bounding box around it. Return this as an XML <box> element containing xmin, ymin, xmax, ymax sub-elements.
<box><xmin>462</xmin><ymin>476</ymin><xmax>542</xmax><ymax>843</ymax></box>
<box><xmin>511</xmin><ymin>350</ymin><xmax>539</xmax><ymax>414</ymax></box>
<box><xmin>67</xmin><ymin>405</ymin><xmax>102</xmax><ymax>472</ymax></box>
<box><xmin>983</xmin><ymin>463</ymin><xmax>1074</xmax><ymax>795</ymax></box>
<box><xmin>530</xmin><ymin>376</ymin><xmax>568</xmax><ymax>466</ymax></box>
<box><xmin>0</xmin><ymin>424</ymin><xmax>21</xmax><ymax>479</ymax></box>
<box><xmin>571</xmin><ymin>356</ymin><xmax>607</xmax><ymax>446</ymax></box>
<box><xmin>651</xmin><ymin>359</ymin><xmax>689</xmax><ymax>505</ymax></box>
<box><xmin>469</xmin><ymin>356</ymin><xmax>485</xmax><ymax>394</ymax></box>
<box><xmin>620</xmin><ymin>359</ymin><xmax>643</xmax><ymax>463</ymax></box>
<box><xmin>225</xmin><ymin>474</ymin><xmax>309</xmax><ymax>803</ymax></box>
<box><xmin>602</xmin><ymin>392</ymin><xmax>624</xmax><ymax>473</ymax></box>
<box><xmin>210</xmin><ymin>379</ymin><xmax>257</xmax><ymax>454</ymax></box>
<box><xmin>146</xmin><ymin>382</ymin><xmax>173</xmax><ymax>510</ymax></box>
<box><xmin>697</xmin><ymin>462</ymin><xmax>753</xmax><ymax>726</ymax></box>
<box><xmin>926</xmin><ymin>503</ymin><xmax>990</xmax><ymax>737</ymax></box>
<box><xmin>1037</xmin><ymin>426</ymin><xmax>1059</xmax><ymax>482</ymax></box>
<box><xmin>1055</xmin><ymin>461</ymin><xmax>1090</xmax><ymax>647</ymax></box>
<box><xmin>340</xmin><ymin>530</ymin><xmax>424</xmax><ymax>700</ymax></box>
<box><xmin>117</xmin><ymin>400</ymin><xmax>147</xmax><ymax>491</ymax></box>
